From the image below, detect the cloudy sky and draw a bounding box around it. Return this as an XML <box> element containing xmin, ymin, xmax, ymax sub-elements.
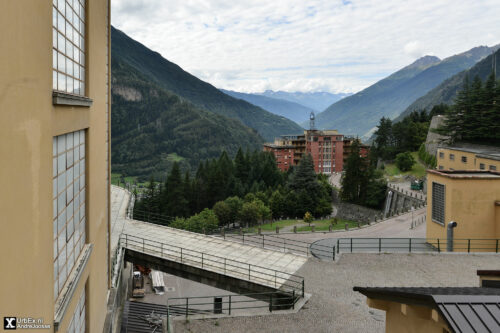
<box><xmin>112</xmin><ymin>0</ymin><xmax>500</xmax><ymax>94</ymax></box>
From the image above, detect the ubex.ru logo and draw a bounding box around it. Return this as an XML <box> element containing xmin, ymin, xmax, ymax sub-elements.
<box><xmin>4</xmin><ymin>317</ymin><xmax>16</xmax><ymax>330</ymax></box>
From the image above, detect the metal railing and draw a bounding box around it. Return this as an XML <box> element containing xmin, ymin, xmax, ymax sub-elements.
<box><xmin>222</xmin><ymin>233</ymin><xmax>336</xmax><ymax>260</ymax></box>
<box><xmin>119</xmin><ymin>234</ymin><xmax>305</xmax><ymax>296</ymax></box>
<box><xmin>132</xmin><ymin>209</ymin><xmax>174</xmax><ymax>226</ymax></box>
<box><xmin>335</xmin><ymin>238</ymin><xmax>500</xmax><ymax>253</ymax></box>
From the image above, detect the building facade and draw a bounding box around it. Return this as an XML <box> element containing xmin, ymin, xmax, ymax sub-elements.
<box><xmin>264</xmin><ymin>130</ymin><xmax>348</xmax><ymax>174</ymax></box>
<box><xmin>0</xmin><ymin>0</ymin><xmax>111</xmax><ymax>331</ymax></box>
<box><xmin>426</xmin><ymin>170</ymin><xmax>500</xmax><ymax>247</ymax></box>
<box><xmin>437</xmin><ymin>145</ymin><xmax>500</xmax><ymax>172</ymax></box>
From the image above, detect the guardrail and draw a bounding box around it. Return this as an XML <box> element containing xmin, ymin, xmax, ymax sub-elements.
<box><xmin>119</xmin><ymin>234</ymin><xmax>305</xmax><ymax>296</ymax></box>
<box><xmin>222</xmin><ymin>233</ymin><xmax>336</xmax><ymax>260</ymax></box>
<box><xmin>335</xmin><ymin>238</ymin><xmax>500</xmax><ymax>253</ymax></box>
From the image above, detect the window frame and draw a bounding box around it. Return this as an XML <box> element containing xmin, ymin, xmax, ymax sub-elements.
<box><xmin>431</xmin><ymin>182</ymin><xmax>446</xmax><ymax>226</ymax></box>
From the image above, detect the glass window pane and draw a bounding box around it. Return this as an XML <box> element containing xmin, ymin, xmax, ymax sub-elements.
<box><xmin>57</xmin><ymin>12</ymin><xmax>65</xmax><ymax>32</ymax></box>
<box><xmin>57</xmin><ymin>52</ymin><xmax>65</xmax><ymax>72</ymax></box>
<box><xmin>53</xmin><ymin>70</ymin><xmax>58</xmax><ymax>90</ymax></box>
<box><xmin>58</xmin><ymin>73</ymin><xmax>67</xmax><ymax>92</ymax></box>
<box><xmin>53</xmin><ymin>28</ymin><xmax>57</xmax><ymax>48</ymax></box>
<box><xmin>67</xmin><ymin>77</ymin><xmax>73</xmax><ymax>93</ymax></box>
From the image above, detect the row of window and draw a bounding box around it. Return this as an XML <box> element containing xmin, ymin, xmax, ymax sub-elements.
<box><xmin>53</xmin><ymin>131</ymin><xmax>86</xmax><ymax>302</ymax></box>
<box><xmin>67</xmin><ymin>288</ymin><xmax>86</xmax><ymax>333</ymax></box>
<box><xmin>53</xmin><ymin>0</ymin><xmax>86</xmax><ymax>96</ymax></box>
<box><xmin>438</xmin><ymin>164</ymin><xmax>497</xmax><ymax>171</ymax></box>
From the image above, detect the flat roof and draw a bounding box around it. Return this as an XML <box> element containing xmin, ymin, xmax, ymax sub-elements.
<box><xmin>263</xmin><ymin>143</ymin><xmax>295</xmax><ymax>149</ymax></box>
<box><xmin>428</xmin><ymin>170</ymin><xmax>500</xmax><ymax>179</ymax></box>
<box><xmin>438</xmin><ymin>143</ymin><xmax>500</xmax><ymax>161</ymax></box>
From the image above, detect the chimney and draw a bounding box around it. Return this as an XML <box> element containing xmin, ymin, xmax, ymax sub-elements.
<box><xmin>477</xmin><ymin>270</ymin><xmax>500</xmax><ymax>288</ymax></box>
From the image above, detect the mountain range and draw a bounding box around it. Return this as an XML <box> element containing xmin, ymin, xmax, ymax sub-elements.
<box><xmin>111</xmin><ymin>26</ymin><xmax>304</xmax><ymax>179</ymax></box>
<box><xmin>111</xmin><ymin>27</ymin><xmax>302</xmax><ymax>143</ymax></box>
<box><xmin>220</xmin><ymin>89</ymin><xmax>315</xmax><ymax>124</ymax></box>
<box><xmin>257</xmin><ymin>91</ymin><xmax>350</xmax><ymax>112</ymax></box>
<box><xmin>314</xmin><ymin>45</ymin><xmax>500</xmax><ymax>138</ymax></box>
<box><xmin>395</xmin><ymin>48</ymin><xmax>500</xmax><ymax>122</ymax></box>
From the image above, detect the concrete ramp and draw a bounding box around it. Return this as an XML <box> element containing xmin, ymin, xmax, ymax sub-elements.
<box><xmin>111</xmin><ymin>186</ymin><xmax>307</xmax><ymax>298</ymax></box>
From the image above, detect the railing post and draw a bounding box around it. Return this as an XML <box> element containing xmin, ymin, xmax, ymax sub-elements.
<box><xmin>283</xmin><ymin>239</ymin><xmax>286</xmax><ymax>252</ymax></box>
<box><xmin>180</xmin><ymin>248</ymin><xmax>183</xmax><ymax>263</ymax></box>
<box><xmin>337</xmin><ymin>239</ymin><xmax>340</xmax><ymax>254</ymax></box>
<box><xmin>292</xmin><ymin>290</ymin><xmax>295</xmax><ymax>309</ymax></box>
<box><xmin>350</xmin><ymin>238</ymin><xmax>353</xmax><ymax>253</ymax></box>
<box><xmin>229</xmin><ymin>295</ymin><xmax>232</xmax><ymax>315</ymax></box>
<box><xmin>202</xmin><ymin>253</ymin><xmax>204</xmax><ymax>268</ymax></box>
<box><xmin>496</xmin><ymin>240</ymin><xmax>499</xmax><ymax>253</ymax></box>
<box><xmin>409</xmin><ymin>238</ymin><xmax>412</xmax><ymax>253</ymax></box>
<box><xmin>437</xmin><ymin>239</ymin><xmax>440</xmax><ymax>253</ymax></box>
<box><xmin>302</xmin><ymin>279</ymin><xmax>305</xmax><ymax>297</ymax></box>
<box><xmin>468</xmin><ymin>239</ymin><xmax>471</xmax><ymax>253</ymax></box>
<box><xmin>275</xmin><ymin>271</ymin><xmax>277</xmax><ymax>288</ymax></box>
<box><xmin>269</xmin><ymin>294</ymin><xmax>273</xmax><ymax>312</ymax></box>
<box><xmin>185</xmin><ymin>298</ymin><xmax>189</xmax><ymax>319</ymax></box>
<box><xmin>125</xmin><ymin>234</ymin><xmax>128</xmax><ymax>247</ymax></box>
<box><xmin>243</xmin><ymin>233</ymin><xmax>245</xmax><ymax>243</ymax></box>
<box><xmin>262</xmin><ymin>235</ymin><xmax>265</xmax><ymax>248</ymax></box>
<box><xmin>379</xmin><ymin>238</ymin><xmax>381</xmax><ymax>252</ymax></box>
<box><xmin>161</xmin><ymin>243</ymin><xmax>163</xmax><ymax>256</ymax></box>
<box><xmin>248</xmin><ymin>264</ymin><xmax>251</xmax><ymax>280</ymax></box>
<box><xmin>333</xmin><ymin>246</ymin><xmax>335</xmax><ymax>261</ymax></box>
<box><xmin>224</xmin><ymin>258</ymin><xmax>226</xmax><ymax>274</ymax></box>
<box><xmin>142</xmin><ymin>238</ymin><xmax>145</xmax><ymax>252</ymax></box>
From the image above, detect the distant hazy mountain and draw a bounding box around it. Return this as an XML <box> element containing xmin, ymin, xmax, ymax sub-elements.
<box><xmin>395</xmin><ymin>48</ymin><xmax>500</xmax><ymax>122</ymax></box>
<box><xmin>111</xmin><ymin>26</ymin><xmax>302</xmax><ymax>141</ymax></box>
<box><xmin>258</xmin><ymin>91</ymin><xmax>350</xmax><ymax>112</ymax></box>
<box><xmin>220</xmin><ymin>89</ymin><xmax>313</xmax><ymax>124</ymax></box>
<box><xmin>315</xmin><ymin>45</ymin><xmax>499</xmax><ymax>138</ymax></box>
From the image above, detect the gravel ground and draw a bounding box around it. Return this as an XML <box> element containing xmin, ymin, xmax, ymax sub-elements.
<box><xmin>174</xmin><ymin>253</ymin><xmax>500</xmax><ymax>333</ymax></box>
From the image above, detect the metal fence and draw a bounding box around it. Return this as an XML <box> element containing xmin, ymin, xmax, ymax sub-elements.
<box><xmin>335</xmin><ymin>238</ymin><xmax>500</xmax><ymax>253</ymax></box>
<box><xmin>119</xmin><ymin>234</ymin><xmax>305</xmax><ymax>296</ymax></box>
<box><xmin>222</xmin><ymin>233</ymin><xmax>336</xmax><ymax>260</ymax></box>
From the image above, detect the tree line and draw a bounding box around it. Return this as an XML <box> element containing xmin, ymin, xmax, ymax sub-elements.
<box><xmin>133</xmin><ymin>149</ymin><xmax>333</xmax><ymax>231</ymax></box>
<box><xmin>437</xmin><ymin>73</ymin><xmax>500</xmax><ymax>145</ymax></box>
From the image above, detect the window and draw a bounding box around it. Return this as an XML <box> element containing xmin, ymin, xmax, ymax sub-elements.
<box><xmin>439</xmin><ymin>152</ymin><xmax>444</xmax><ymax>159</ymax></box>
<box><xmin>480</xmin><ymin>163</ymin><xmax>485</xmax><ymax>170</ymax></box>
<box><xmin>490</xmin><ymin>165</ymin><xmax>497</xmax><ymax>171</ymax></box>
<box><xmin>53</xmin><ymin>0</ymin><xmax>86</xmax><ymax>95</ymax></box>
<box><xmin>53</xmin><ymin>130</ymin><xmax>86</xmax><ymax>301</ymax></box>
<box><xmin>461</xmin><ymin>156</ymin><xmax>467</xmax><ymax>163</ymax></box>
<box><xmin>67</xmin><ymin>289</ymin><xmax>86</xmax><ymax>333</ymax></box>
<box><xmin>431</xmin><ymin>182</ymin><xmax>445</xmax><ymax>225</ymax></box>
<box><xmin>449</xmin><ymin>154</ymin><xmax>455</xmax><ymax>161</ymax></box>
<box><xmin>438</xmin><ymin>165</ymin><xmax>444</xmax><ymax>170</ymax></box>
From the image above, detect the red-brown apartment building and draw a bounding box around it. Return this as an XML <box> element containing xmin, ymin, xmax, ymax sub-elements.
<box><xmin>264</xmin><ymin>130</ymin><xmax>370</xmax><ymax>174</ymax></box>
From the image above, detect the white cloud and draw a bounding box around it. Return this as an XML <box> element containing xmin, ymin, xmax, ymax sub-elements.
<box><xmin>111</xmin><ymin>0</ymin><xmax>500</xmax><ymax>93</ymax></box>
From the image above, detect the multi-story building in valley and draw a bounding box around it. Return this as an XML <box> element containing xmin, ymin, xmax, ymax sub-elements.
<box><xmin>0</xmin><ymin>0</ymin><xmax>111</xmax><ymax>331</ymax></box>
<box><xmin>436</xmin><ymin>144</ymin><xmax>500</xmax><ymax>172</ymax></box>
<box><xmin>264</xmin><ymin>130</ymin><xmax>368</xmax><ymax>174</ymax></box>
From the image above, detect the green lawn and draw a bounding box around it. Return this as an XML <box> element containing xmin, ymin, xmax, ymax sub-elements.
<box><xmin>384</xmin><ymin>152</ymin><xmax>427</xmax><ymax>179</ymax></box>
<box><xmin>111</xmin><ymin>173</ymin><xmax>150</xmax><ymax>189</ymax></box>
<box><xmin>296</xmin><ymin>219</ymin><xmax>359</xmax><ymax>232</ymax></box>
<box><xmin>244</xmin><ymin>218</ymin><xmax>359</xmax><ymax>233</ymax></box>
<box><xmin>166</xmin><ymin>153</ymin><xmax>185</xmax><ymax>162</ymax></box>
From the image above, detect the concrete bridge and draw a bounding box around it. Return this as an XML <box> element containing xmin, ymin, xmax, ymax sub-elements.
<box><xmin>110</xmin><ymin>186</ymin><xmax>307</xmax><ymax>304</ymax></box>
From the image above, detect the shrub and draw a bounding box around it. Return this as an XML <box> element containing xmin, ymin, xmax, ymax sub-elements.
<box><xmin>395</xmin><ymin>152</ymin><xmax>415</xmax><ymax>171</ymax></box>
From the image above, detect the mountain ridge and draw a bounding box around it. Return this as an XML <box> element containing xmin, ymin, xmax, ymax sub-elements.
<box><xmin>315</xmin><ymin>45</ymin><xmax>499</xmax><ymax>138</ymax></box>
<box><xmin>111</xmin><ymin>26</ymin><xmax>303</xmax><ymax>141</ymax></box>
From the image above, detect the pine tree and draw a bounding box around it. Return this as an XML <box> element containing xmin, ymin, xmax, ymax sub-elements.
<box><xmin>165</xmin><ymin>162</ymin><xmax>188</xmax><ymax>217</ymax></box>
<box><xmin>340</xmin><ymin>140</ymin><xmax>365</xmax><ymax>203</ymax></box>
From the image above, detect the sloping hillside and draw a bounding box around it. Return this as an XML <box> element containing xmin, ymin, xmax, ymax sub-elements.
<box><xmin>316</xmin><ymin>46</ymin><xmax>498</xmax><ymax>138</ymax></box>
<box><xmin>395</xmin><ymin>49</ymin><xmax>500</xmax><ymax>122</ymax></box>
<box><xmin>221</xmin><ymin>89</ymin><xmax>313</xmax><ymax>124</ymax></box>
<box><xmin>111</xmin><ymin>26</ymin><xmax>302</xmax><ymax>141</ymax></box>
<box><xmin>111</xmin><ymin>59</ymin><xmax>263</xmax><ymax>180</ymax></box>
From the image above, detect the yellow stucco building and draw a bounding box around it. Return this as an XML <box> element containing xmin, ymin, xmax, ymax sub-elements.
<box><xmin>0</xmin><ymin>0</ymin><xmax>111</xmax><ymax>331</ymax></box>
<box><xmin>437</xmin><ymin>145</ymin><xmax>500</xmax><ymax>172</ymax></box>
<box><xmin>426</xmin><ymin>169</ymin><xmax>500</xmax><ymax>250</ymax></box>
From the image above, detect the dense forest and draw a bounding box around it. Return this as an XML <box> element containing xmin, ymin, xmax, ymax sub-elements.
<box><xmin>111</xmin><ymin>59</ymin><xmax>263</xmax><ymax>179</ymax></box>
<box><xmin>133</xmin><ymin>149</ymin><xmax>333</xmax><ymax>231</ymax></box>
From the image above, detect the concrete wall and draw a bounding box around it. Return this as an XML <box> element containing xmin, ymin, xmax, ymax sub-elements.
<box><xmin>385</xmin><ymin>184</ymin><xmax>426</xmax><ymax>218</ymax></box>
<box><xmin>368</xmin><ymin>299</ymin><xmax>450</xmax><ymax>333</ymax></box>
<box><xmin>426</xmin><ymin>171</ymin><xmax>500</xmax><ymax>245</ymax></box>
<box><xmin>0</xmin><ymin>0</ymin><xmax>110</xmax><ymax>331</ymax></box>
